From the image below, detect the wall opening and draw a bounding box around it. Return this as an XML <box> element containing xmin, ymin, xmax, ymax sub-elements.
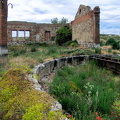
<box><xmin>45</xmin><ymin>31</ymin><xmax>50</xmax><ymax>41</ymax></box>
<box><xmin>12</xmin><ymin>31</ymin><xmax>17</xmax><ymax>41</ymax></box>
<box><xmin>25</xmin><ymin>31</ymin><xmax>30</xmax><ymax>41</ymax></box>
<box><xmin>19</xmin><ymin>31</ymin><xmax>24</xmax><ymax>40</ymax></box>
<box><xmin>12</xmin><ymin>30</ymin><xmax>30</xmax><ymax>41</ymax></box>
<box><xmin>79</xmin><ymin>9</ymin><xmax>81</xmax><ymax>14</ymax></box>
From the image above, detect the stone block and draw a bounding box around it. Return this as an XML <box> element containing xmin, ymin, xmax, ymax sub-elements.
<box><xmin>0</xmin><ymin>45</ymin><xmax>8</xmax><ymax>56</ymax></box>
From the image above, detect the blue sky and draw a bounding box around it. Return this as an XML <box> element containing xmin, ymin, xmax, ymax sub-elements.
<box><xmin>8</xmin><ymin>0</ymin><xmax>120</xmax><ymax>35</ymax></box>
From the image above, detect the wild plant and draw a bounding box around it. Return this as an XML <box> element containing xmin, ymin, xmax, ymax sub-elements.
<box><xmin>50</xmin><ymin>61</ymin><xmax>120</xmax><ymax>120</ymax></box>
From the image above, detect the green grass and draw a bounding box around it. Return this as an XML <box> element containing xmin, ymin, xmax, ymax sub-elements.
<box><xmin>50</xmin><ymin>61</ymin><xmax>120</xmax><ymax>120</ymax></box>
<box><xmin>1</xmin><ymin>43</ymin><xmax>93</xmax><ymax>79</ymax></box>
<box><xmin>0</xmin><ymin>43</ymin><xmax>120</xmax><ymax>120</ymax></box>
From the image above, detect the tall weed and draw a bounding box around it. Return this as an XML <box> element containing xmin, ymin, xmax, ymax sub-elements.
<box><xmin>50</xmin><ymin>61</ymin><xmax>119</xmax><ymax>120</ymax></box>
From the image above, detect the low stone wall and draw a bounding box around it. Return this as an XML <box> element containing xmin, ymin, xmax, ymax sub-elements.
<box><xmin>7</xmin><ymin>41</ymin><xmax>33</xmax><ymax>46</ymax></box>
<box><xmin>34</xmin><ymin>55</ymin><xmax>89</xmax><ymax>82</ymax></box>
<box><xmin>34</xmin><ymin>54</ymin><xmax>117</xmax><ymax>83</ymax></box>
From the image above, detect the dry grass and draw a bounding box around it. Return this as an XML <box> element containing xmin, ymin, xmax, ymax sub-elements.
<box><xmin>9</xmin><ymin>57</ymin><xmax>38</xmax><ymax>68</ymax></box>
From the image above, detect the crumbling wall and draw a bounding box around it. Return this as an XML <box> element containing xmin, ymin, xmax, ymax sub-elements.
<box><xmin>0</xmin><ymin>0</ymin><xmax>8</xmax><ymax>55</ymax></box>
<box><xmin>71</xmin><ymin>5</ymin><xmax>100</xmax><ymax>48</ymax></box>
<box><xmin>6</xmin><ymin>4</ymin><xmax>100</xmax><ymax>47</ymax></box>
<box><xmin>7</xmin><ymin>21</ymin><xmax>64</xmax><ymax>45</ymax></box>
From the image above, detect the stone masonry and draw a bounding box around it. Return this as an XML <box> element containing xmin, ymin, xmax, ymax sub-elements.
<box><xmin>0</xmin><ymin>4</ymin><xmax>100</xmax><ymax>52</ymax></box>
<box><xmin>0</xmin><ymin>0</ymin><xmax>8</xmax><ymax>55</ymax></box>
<box><xmin>71</xmin><ymin>5</ymin><xmax>100</xmax><ymax>48</ymax></box>
<box><xmin>7</xmin><ymin>21</ymin><xmax>65</xmax><ymax>45</ymax></box>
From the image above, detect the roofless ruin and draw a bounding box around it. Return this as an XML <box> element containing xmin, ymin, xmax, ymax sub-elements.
<box><xmin>0</xmin><ymin>0</ymin><xmax>100</xmax><ymax>55</ymax></box>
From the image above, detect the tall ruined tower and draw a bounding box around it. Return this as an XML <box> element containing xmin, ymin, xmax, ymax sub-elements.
<box><xmin>71</xmin><ymin>5</ymin><xmax>100</xmax><ymax>48</ymax></box>
<box><xmin>0</xmin><ymin>0</ymin><xmax>8</xmax><ymax>55</ymax></box>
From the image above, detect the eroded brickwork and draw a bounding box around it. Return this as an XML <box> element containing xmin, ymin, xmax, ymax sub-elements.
<box><xmin>71</xmin><ymin>5</ymin><xmax>100</xmax><ymax>47</ymax></box>
<box><xmin>7</xmin><ymin>21</ymin><xmax>64</xmax><ymax>45</ymax></box>
<box><xmin>0</xmin><ymin>0</ymin><xmax>8</xmax><ymax>55</ymax></box>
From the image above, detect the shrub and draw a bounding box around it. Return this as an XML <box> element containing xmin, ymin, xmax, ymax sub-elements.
<box><xmin>37</xmin><ymin>58</ymin><xmax>43</xmax><ymax>63</ymax></box>
<box><xmin>20</xmin><ymin>49</ymin><xmax>27</xmax><ymax>54</ymax></box>
<box><xmin>30</xmin><ymin>64</ymin><xmax>34</xmax><ymax>68</ymax></box>
<box><xmin>106</xmin><ymin>38</ymin><xmax>116</xmax><ymax>46</ymax></box>
<box><xmin>63</xmin><ymin>40</ymin><xmax>73</xmax><ymax>46</ymax></box>
<box><xmin>113</xmin><ymin>51</ymin><xmax>117</xmax><ymax>55</ymax></box>
<box><xmin>100</xmin><ymin>41</ymin><xmax>104</xmax><ymax>46</ymax></box>
<box><xmin>56</xmin><ymin>25</ymin><xmax>72</xmax><ymax>46</ymax></box>
<box><xmin>112</xmin><ymin>41</ymin><xmax>120</xmax><ymax>49</ymax></box>
<box><xmin>9</xmin><ymin>47</ymin><xmax>17</xmax><ymax>52</ymax></box>
<box><xmin>113</xmin><ymin>100</ymin><xmax>120</xmax><ymax>113</ymax></box>
<box><xmin>13</xmin><ymin>52</ymin><xmax>20</xmax><ymax>57</ymax></box>
<box><xmin>95</xmin><ymin>48</ymin><xmax>101</xmax><ymax>54</ymax></box>
<box><xmin>27</xmin><ymin>42</ymin><xmax>49</xmax><ymax>47</ymax></box>
<box><xmin>106</xmin><ymin>38</ymin><xmax>120</xmax><ymax>50</ymax></box>
<box><xmin>63</xmin><ymin>40</ymin><xmax>78</xmax><ymax>47</ymax></box>
<box><xmin>108</xmin><ymin>48</ymin><xmax>112</xmax><ymax>53</ymax></box>
<box><xmin>31</xmin><ymin>46</ymin><xmax>37</xmax><ymax>52</ymax></box>
<box><xmin>22</xmin><ymin>103</ymin><xmax>49</xmax><ymax>120</ymax></box>
<box><xmin>0</xmin><ymin>68</ymin><xmax>66</xmax><ymax>120</ymax></box>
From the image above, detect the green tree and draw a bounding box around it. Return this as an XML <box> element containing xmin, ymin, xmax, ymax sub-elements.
<box><xmin>106</xmin><ymin>38</ymin><xmax>119</xmax><ymax>49</ymax></box>
<box><xmin>56</xmin><ymin>25</ymin><xmax>72</xmax><ymax>46</ymax></box>
<box><xmin>112</xmin><ymin>41</ymin><xmax>120</xmax><ymax>49</ymax></box>
<box><xmin>51</xmin><ymin>17</ymin><xmax>68</xmax><ymax>24</ymax></box>
<box><xmin>106</xmin><ymin>38</ymin><xmax>116</xmax><ymax>46</ymax></box>
<box><xmin>51</xmin><ymin>17</ymin><xmax>58</xmax><ymax>24</ymax></box>
<box><xmin>59</xmin><ymin>17</ymin><xmax>68</xmax><ymax>24</ymax></box>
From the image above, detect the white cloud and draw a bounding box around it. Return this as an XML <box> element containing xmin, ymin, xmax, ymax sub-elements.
<box><xmin>7</xmin><ymin>0</ymin><xmax>120</xmax><ymax>35</ymax></box>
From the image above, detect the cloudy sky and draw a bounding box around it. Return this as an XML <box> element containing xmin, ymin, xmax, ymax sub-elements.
<box><xmin>8</xmin><ymin>0</ymin><xmax>120</xmax><ymax>35</ymax></box>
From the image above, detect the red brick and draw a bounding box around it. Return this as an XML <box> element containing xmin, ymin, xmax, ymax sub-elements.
<box><xmin>0</xmin><ymin>0</ymin><xmax>7</xmax><ymax>46</ymax></box>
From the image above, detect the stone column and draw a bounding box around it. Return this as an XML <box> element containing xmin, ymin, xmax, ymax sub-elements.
<box><xmin>93</xmin><ymin>6</ymin><xmax>100</xmax><ymax>45</ymax></box>
<box><xmin>24</xmin><ymin>30</ymin><xmax>26</xmax><ymax>39</ymax></box>
<box><xmin>16</xmin><ymin>30</ymin><xmax>19</xmax><ymax>40</ymax></box>
<box><xmin>0</xmin><ymin>0</ymin><xmax>8</xmax><ymax>56</ymax></box>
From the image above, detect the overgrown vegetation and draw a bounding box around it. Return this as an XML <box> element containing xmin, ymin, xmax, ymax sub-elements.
<box><xmin>106</xmin><ymin>38</ymin><xmax>120</xmax><ymax>50</ymax></box>
<box><xmin>94</xmin><ymin>48</ymin><xmax>101</xmax><ymax>54</ymax></box>
<box><xmin>0</xmin><ymin>68</ymin><xmax>68</xmax><ymax>120</ymax></box>
<box><xmin>100</xmin><ymin>34</ymin><xmax>120</xmax><ymax>50</ymax></box>
<box><xmin>0</xmin><ymin>42</ymin><xmax>120</xmax><ymax>120</ymax></box>
<box><xmin>50</xmin><ymin>61</ymin><xmax>120</xmax><ymax>120</ymax></box>
<box><xmin>56</xmin><ymin>25</ymin><xmax>72</xmax><ymax>46</ymax></box>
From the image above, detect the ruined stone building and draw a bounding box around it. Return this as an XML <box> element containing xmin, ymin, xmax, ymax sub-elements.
<box><xmin>71</xmin><ymin>5</ymin><xmax>100</xmax><ymax>47</ymax></box>
<box><xmin>7</xmin><ymin>21</ymin><xmax>64</xmax><ymax>45</ymax></box>
<box><xmin>0</xmin><ymin>1</ymin><xmax>100</xmax><ymax>55</ymax></box>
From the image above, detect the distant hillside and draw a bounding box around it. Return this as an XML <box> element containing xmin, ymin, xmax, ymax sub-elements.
<box><xmin>100</xmin><ymin>34</ymin><xmax>120</xmax><ymax>41</ymax></box>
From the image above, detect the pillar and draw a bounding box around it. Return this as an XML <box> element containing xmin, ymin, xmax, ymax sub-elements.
<box><xmin>0</xmin><ymin>0</ymin><xmax>8</xmax><ymax>56</ymax></box>
<box><xmin>93</xmin><ymin>6</ymin><xmax>100</xmax><ymax>44</ymax></box>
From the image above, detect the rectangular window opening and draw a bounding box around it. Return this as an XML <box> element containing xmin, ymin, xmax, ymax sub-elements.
<box><xmin>25</xmin><ymin>31</ymin><xmax>30</xmax><ymax>41</ymax></box>
<box><xmin>12</xmin><ymin>30</ymin><xmax>30</xmax><ymax>41</ymax></box>
<box><xmin>12</xmin><ymin>31</ymin><xmax>17</xmax><ymax>41</ymax></box>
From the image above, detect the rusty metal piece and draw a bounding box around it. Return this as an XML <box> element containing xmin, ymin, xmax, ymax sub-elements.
<box><xmin>89</xmin><ymin>56</ymin><xmax>120</xmax><ymax>74</ymax></box>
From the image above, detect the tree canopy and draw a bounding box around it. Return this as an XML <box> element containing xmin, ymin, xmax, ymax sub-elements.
<box><xmin>56</xmin><ymin>25</ymin><xmax>72</xmax><ymax>45</ymax></box>
<box><xmin>51</xmin><ymin>17</ymin><xmax>68</xmax><ymax>24</ymax></box>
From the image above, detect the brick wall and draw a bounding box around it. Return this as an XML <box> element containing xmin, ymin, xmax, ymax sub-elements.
<box><xmin>0</xmin><ymin>0</ymin><xmax>7</xmax><ymax>45</ymax></box>
<box><xmin>0</xmin><ymin>0</ymin><xmax>8</xmax><ymax>55</ymax></box>
<box><xmin>71</xmin><ymin>5</ymin><xmax>100</xmax><ymax>47</ymax></box>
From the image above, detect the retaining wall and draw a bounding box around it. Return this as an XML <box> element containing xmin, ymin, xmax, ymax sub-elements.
<box><xmin>34</xmin><ymin>55</ymin><xmax>88</xmax><ymax>82</ymax></box>
<box><xmin>33</xmin><ymin>54</ymin><xmax>119</xmax><ymax>83</ymax></box>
